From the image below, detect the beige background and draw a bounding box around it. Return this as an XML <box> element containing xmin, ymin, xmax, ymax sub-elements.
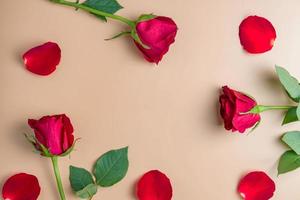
<box><xmin>1</xmin><ymin>0</ymin><xmax>300</xmax><ymax>199</ymax></box>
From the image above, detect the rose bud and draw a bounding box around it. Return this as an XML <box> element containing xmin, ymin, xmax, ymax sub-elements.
<box><xmin>27</xmin><ymin>114</ymin><xmax>75</xmax><ymax>156</ymax></box>
<box><xmin>219</xmin><ymin>86</ymin><xmax>261</xmax><ymax>133</ymax></box>
<box><xmin>133</xmin><ymin>15</ymin><xmax>178</xmax><ymax>64</ymax></box>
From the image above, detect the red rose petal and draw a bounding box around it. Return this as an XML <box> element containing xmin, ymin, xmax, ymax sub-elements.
<box><xmin>137</xmin><ymin>170</ymin><xmax>172</xmax><ymax>200</ymax></box>
<box><xmin>239</xmin><ymin>16</ymin><xmax>276</xmax><ymax>53</ymax></box>
<box><xmin>2</xmin><ymin>173</ymin><xmax>41</xmax><ymax>200</ymax></box>
<box><xmin>23</xmin><ymin>42</ymin><xmax>61</xmax><ymax>76</ymax></box>
<box><xmin>237</xmin><ymin>171</ymin><xmax>275</xmax><ymax>200</ymax></box>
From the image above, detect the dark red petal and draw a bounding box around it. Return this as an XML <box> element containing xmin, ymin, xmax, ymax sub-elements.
<box><xmin>219</xmin><ymin>95</ymin><xmax>234</xmax><ymax>130</ymax></box>
<box><xmin>222</xmin><ymin>86</ymin><xmax>237</xmax><ymax>103</ymax></box>
<box><xmin>2</xmin><ymin>173</ymin><xmax>41</xmax><ymax>200</ymax></box>
<box><xmin>60</xmin><ymin>114</ymin><xmax>74</xmax><ymax>151</ymax></box>
<box><xmin>23</xmin><ymin>42</ymin><xmax>61</xmax><ymax>76</ymax></box>
<box><xmin>137</xmin><ymin>170</ymin><xmax>172</xmax><ymax>200</ymax></box>
<box><xmin>238</xmin><ymin>171</ymin><xmax>275</xmax><ymax>200</ymax></box>
<box><xmin>239</xmin><ymin>16</ymin><xmax>276</xmax><ymax>53</ymax></box>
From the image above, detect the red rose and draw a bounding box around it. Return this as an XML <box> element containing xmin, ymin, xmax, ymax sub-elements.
<box><xmin>28</xmin><ymin>114</ymin><xmax>74</xmax><ymax>155</ymax></box>
<box><xmin>219</xmin><ymin>86</ymin><xmax>260</xmax><ymax>133</ymax></box>
<box><xmin>134</xmin><ymin>16</ymin><xmax>178</xmax><ymax>64</ymax></box>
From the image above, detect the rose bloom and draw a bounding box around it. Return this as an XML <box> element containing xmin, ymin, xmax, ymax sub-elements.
<box><xmin>28</xmin><ymin>114</ymin><xmax>74</xmax><ymax>155</ymax></box>
<box><xmin>219</xmin><ymin>86</ymin><xmax>261</xmax><ymax>133</ymax></box>
<box><xmin>135</xmin><ymin>16</ymin><xmax>178</xmax><ymax>64</ymax></box>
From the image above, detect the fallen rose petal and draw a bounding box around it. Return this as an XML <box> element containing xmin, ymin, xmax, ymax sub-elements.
<box><xmin>239</xmin><ymin>16</ymin><xmax>276</xmax><ymax>53</ymax></box>
<box><xmin>136</xmin><ymin>170</ymin><xmax>172</xmax><ymax>200</ymax></box>
<box><xmin>2</xmin><ymin>173</ymin><xmax>41</xmax><ymax>200</ymax></box>
<box><xmin>238</xmin><ymin>171</ymin><xmax>275</xmax><ymax>200</ymax></box>
<box><xmin>23</xmin><ymin>42</ymin><xmax>61</xmax><ymax>76</ymax></box>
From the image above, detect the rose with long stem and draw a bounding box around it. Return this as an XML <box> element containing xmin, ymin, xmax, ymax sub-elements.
<box><xmin>219</xmin><ymin>66</ymin><xmax>300</xmax><ymax>133</ymax></box>
<box><xmin>49</xmin><ymin>0</ymin><xmax>178</xmax><ymax>64</ymax></box>
<box><xmin>219</xmin><ymin>86</ymin><xmax>298</xmax><ymax>133</ymax></box>
<box><xmin>26</xmin><ymin>114</ymin><xmax>76</xmax><ymax>200</ymax></box>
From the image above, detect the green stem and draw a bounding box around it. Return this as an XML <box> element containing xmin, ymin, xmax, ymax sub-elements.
<box><xmin>51</xmin><ymin>156</ymin><xmax>66</xmax><ymax>200</ymax></box>
<box><xmin>50</xmin><ymin>0</ymin><xmax>135</xmax><ymax>27</ymax></box>
<box><xmin>250</xmin><ymin>105</ymin><xmax>296</xmax><ymax>114</ymax></box>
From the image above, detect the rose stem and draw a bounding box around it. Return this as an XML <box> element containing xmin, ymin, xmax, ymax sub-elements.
<box><xmin>251</xmin><ymin>105</ymin><xmax>296</xmax><ymax>113</ymax></box>
<box><xmin>50</xmin><ymin>0</ymin><xmax>135</xmax><ymax>27</ymax></box>
<box><xmin>51</xmin><ymin>156</ymin><xmax>67</xmax><ymax>200</ymax></box>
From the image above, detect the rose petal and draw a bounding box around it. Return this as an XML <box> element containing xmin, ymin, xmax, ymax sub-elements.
<box><xmin>2</xmin><ymin>173</ymin><xmax>41</xmax><ymax>200</ymax></box>
<box><xmin>23</xmin><ymin>42</ymin><xmax>61</xmax><ymax>76</ymax></box>
<box><xmin>232</xmin><ymin>114</ymin><xmax>261</xmax><ymax>133</ymax></box>
<box><xmin>238</xmin><ymin>171</ymin><xmax>275</xmax><ymax>200</ymax></box>
<box><xmin>219</xmin><ymin>95</ymin><xmax>235</xmax><ymax>130</ymax></box>
<box><xmin>239</xmin><ymin>16</ymin><xmax>276</xmax><ymax>53</ymax></box>
<box><xmin>137</xmin><ymin>170</ymin><xmax>172</xmax><ymax>200</ymax></box>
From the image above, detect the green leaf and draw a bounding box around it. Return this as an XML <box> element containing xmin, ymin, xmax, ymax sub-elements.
<box><xmin>282</xmin><ymin>107</ymin><xmax>298</xmax><ymax>125</ymax></box>
<box><xmin>282</xmin><ymin>131</ymin><xmax>300</xmax><ymax>155</ymax></box>
<box><xmin>75</xmin><ymin>184</ymin><xmax>98</xmax><ymax>199</ymax></box>
<box><xmin>82</xmin><ymin>0</ymin><xmax>123</xmax><ymax>21</ymax></box>
<box><xmin>278</xmin><ymin>150</ymin><xmax>300</xmax><ymax>175</ymax></box>
<box><xmin>69</xmin><ymin>166</ymin><xmax>95</xmax><ymax>192</ymax></box>
<box><xmin>275</xmin><ymin>65</ymin><xmax>300</xmax><ymax>102</ymax></box>
<box><xmin>93</xmin><ymin>147</ymin><xmax>129</xmax><ymax>187</ymax></box>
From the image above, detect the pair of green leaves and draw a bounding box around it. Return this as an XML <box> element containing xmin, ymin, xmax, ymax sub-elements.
<box><xmin>278</xmin><ymin>132</ymin><xmax>300</xmax><ymax>175</ymax></box>
<box><xmin>70</xmin><ymin>147</ymin><xmax>129</xmax><ymax>199</ymax></box>
<box><xmin>275</xmin><ymin>66</ymin><xmax>300</xmax><ymax>125</ymax></box>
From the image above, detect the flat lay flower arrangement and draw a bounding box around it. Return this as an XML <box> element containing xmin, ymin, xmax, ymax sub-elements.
<box><xmin>1</xmin><ymin>0</ymin><xmax>300</xmax><ymax>200</ymax></box>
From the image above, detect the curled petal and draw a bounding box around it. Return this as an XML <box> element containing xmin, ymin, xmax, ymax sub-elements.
<box><xmin>23</xmin><ymin>42</ymin><xmax>61</xmax><ymax>76</ymax></box>
<box><xmin>239</xmin><ymin>16</ymin><xmax>276</xmax><ymax>53</ymax></box>
<box><xmin>2</xmin><ymin>173</ymin><xmax>41</xmax><ymax>200</ymax></box>
<box><xmin>238</xmin><ymin>171</ymin><xmax>275</xmax><ymax>200</ymax></box>
<box><xmin>232</xmin><ymin>114</ymin><xmax>261</xmax><ymax>133</ymax></box>
<box><xmin>137</xmin><ymin>170</ymin><xmax>172</xmax><ymax>200</ymax></box>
